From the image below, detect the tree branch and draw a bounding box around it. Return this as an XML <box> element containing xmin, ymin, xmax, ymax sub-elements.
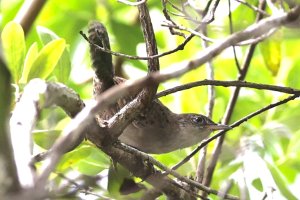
<box><xmin>10</xmin><ymin>79</ymin><xmax>84</xmax><ymax>188</ymax></box>
<box><xmin>156</xmin><ymin>79</ymin><xmax>300</xmax><ymax>98</ymax></box>
<box><xmin>203</xmin><ymin>0</ymin><xmax>267</xmax><ymax>191</ymax></box>
<box><xmin>14</xmin><ymin>0</ymin><xmax>47</xmax><ymax>35</ymax></box>
<box><xmin>171</xmin><ymin>93</ymin><xmax>299</xmax><ymax>171</ymax></box>
<box><xmin>10</xmin><ymin>4</ymin><xmax>300</xmax><ymax>199</ymax></box>
<box><xmin>105</xmin><ymin>1</ymin><xmax>160</xmax><ymax>139</ymax></box>
<box><xmin>0</xmin><ymin>51</ymin><xmax>21</xmax><ymax>193</ymax></box>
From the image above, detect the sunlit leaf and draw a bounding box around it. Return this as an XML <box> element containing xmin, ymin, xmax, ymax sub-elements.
<box><xmin>0</xmin><ymin>0</ymin><xmax>23</xmax><ymax>30</ymax></box>
<box><xmin>57</xmin><ymin>144</ymin><xmax>92</xmax><ymax>171</ymax></box>
<box><xmin>259</xmin><ymin>31</ymin><xmax>282</xmax><ymax>76</ymax></box>
<box><xmin>267</xmin><ymin>161</ymin><xmax>298</xmax><ymax>200</ymax></box>
<box><xmin>56</xmin><ymin>144</ymin><xmax>109</xmax><ymax>175</ymax></box>
<box><xmin>37</xmin><ymin>26</ymin><xmax>59</xmax><ymax>45</ymax></box>
<box><xmin>287</xmin><ymin>130</ymin><xmax>300</xmax><ymax>157</ymax></box>
<box><xmin>1</xmin><ymin>21</ymin><xmax>26</xmax><ymax>83</ymax></box>
<box><xmin>53</xmin><ymin>48</ymin><xmax>71</xmax><ymax>83</ymax></box>
<box><xmin>20</xmin><ymin>42</ymin><xmax>39</xmax><ymax>84</ymax></box>
<box><xmin>285</xmin><ymin>58</ymin><xmax>300</xmax><ymax>89</ymax></box>
<box><xmin>33</xmin><ymin>129</ymin><xmax>61</xmax><ymax>150</ymax></box>
<box><xmin>252</xmin><ymin>178</ymin><xmax>263</xmax><ymax>192</ymax></box>
<box><xmin>217</xmin><ymin>160</ymin><xmax>242</xmax><ymax>180</ymax></box>
<box><xmin>74</xmin><ymin>146</ymin><xmax>110</xmax><ymax>175</ymax></box>
<box><xmin>37</xmin><ymin>26</ymin><xmax>71</xmax><ymax>83</ymax></box>
<box><xmin>27</xmin><ymin>39</ymin><xmax>66</xmax><ymax>80</ymax></box>
<box><xmin>110</xmin><ymin>20</ymin><xmax>145</xmax><ymax>70</ymax></box>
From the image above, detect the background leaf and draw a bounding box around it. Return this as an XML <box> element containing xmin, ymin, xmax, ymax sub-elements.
<box><xmin>259</xmin><ymin>31</ymin><xmax>282</xmax><ymax>76</ymax></box>
<box><xmin>1</xmin><ymin>21</ymin><xmax>26</xmax><ymax>83</ymax></box>
<box><xmin>27</xmin><ymin>39</ymin><xmax>66</xmax><ymax>80</ymax></box>
<box><xmin>20</xmin><ymin>42</ymin><xmax>38</xmax><ymax>84</ymax></box>
<box><xmin>2</xmin><ymin>0</ymin><xmax>300</xmax><ymax>199</ymax></box>
<box><xmin>37</xmin><ymin>26</ymin><xmax>71</xmax><ymax>83</ymax></box>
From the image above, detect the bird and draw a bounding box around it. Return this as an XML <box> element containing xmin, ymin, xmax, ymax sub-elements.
<box><xmin>88</xmin><ymin>21</ymin><xmax>230</xmax><ymax>154</ymax></box>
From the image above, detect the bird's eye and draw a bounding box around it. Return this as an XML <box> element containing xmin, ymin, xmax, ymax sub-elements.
<box><xmin>193</xmin><ymin>116</ymin><xmax>204</xmax><ymax>124</ymax></box>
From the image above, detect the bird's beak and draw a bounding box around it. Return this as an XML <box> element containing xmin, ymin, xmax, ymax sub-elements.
<box><xmin>207</xmin><ymin>124</ymin><xmax>231</xmax><ymax>131</ymax></box>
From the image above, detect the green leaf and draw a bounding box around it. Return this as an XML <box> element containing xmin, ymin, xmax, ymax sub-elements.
<box><xmin>33</xmin><ymin>129</ymin><xmax>61</xmax><ymax>150</ymax></box>
<box><xmin>57</xmin><ymin>144</ymin><xmax>110</xmax><ymax>175</ymax></box>
<box><xmin>110</xmin><ymin>20</ymin><xmax>146</xmax><ymax>71</ymax></box>
<box><xmin>37</xmin><ymin>26</ymin><xmax>59</xmax><ymax>45</ymax></box>
<box><xmin>75</xmin><ymin>147</ymin><xmax>110</xmax><ymax>175</ymax></box>
<box><xmin>108</xmin><ymin>165</ymin><xmax>131</xmax><ymax>196</ymax></box>
<box><xmin>27</xmin><ymin>39</ymin><xmax>66</xmax><ymax>80</ymax></box>
<box><xmin>252</xmin><ymin>178</ymin><xmax>263</xmax><ymax>192</ymax></box>
<box><xmin>0</xmin><ymin>0</ymin><xmax>23</xmax><ymax>30</ymax></box>
<box><xmin>20</xmin><ymin>42</ymin><xmax>39</xmax><ymax>84</ymax></box>
<box><xmin>267</xmin><ymin>161</ymin><xmax>298</xmax><ymax>200</ymax></box>
<box><xmin>53</xmin><ymin>47</ymin><xmax>71</xmax><ymax>83</ymax></box>
<box><xmin>57</xmin><ymin>144</ymin><xmax>92</xmax><ymax>171</ymax></box>
<box><xmin>1</xmin><ymin>21</ymin><xmax>26</xmax><ymax>83</ymax></box>
<box><xmin>285</xmin><ymin>58</ymin><xmax>300</xmax><ymax>89</ymax></box>
<box><xmin>37</xmin><ymin>26</ymin><xmax>71</xmax><ymax>83</ymax></box>
<box><xmin>259</xmin><ymin>31</ymin><xmax>282</xmax><ymax>76</ymax></box>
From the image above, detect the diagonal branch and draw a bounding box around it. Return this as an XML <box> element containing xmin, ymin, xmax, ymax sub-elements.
<box><xmin>14</xmin><ymin>4</ymin><xmax>298</xmax><ymax>200</ymax></box>
<box><xmin>171</xmin><ymin>94</ymin><xmax>299</xmax><ymax>171</ymax></box>
<box><xmin>105</xmin><ymin>1</ymin><xmax>160</xmax><ymax>139</ymax></box>
<box><xmin>14</xmin><ymin>0</ymin><xmax>47</xmax><ymax>35</ymax></box>
<box><xmin>10</xmin><ymin>79</ymin><xmax>84</xmax><ymax>188</ymax></box>
<box><xmin>16</xmin><ymin>79</ymin><xmax>298</xmax><ymax>200</ymax></box>
<box><xmin>156</xmin><ymin>79</ymin><xmax>300</xmax><ymax>98</ymax></box>
<box><xmin>36</xmin><ymin>5</ymin><xmax>300</xmax><ymax>187</ymax></box>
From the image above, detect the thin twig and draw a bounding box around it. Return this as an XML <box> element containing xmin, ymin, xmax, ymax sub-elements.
<box><xmin>234</xmin><ymin>0</ymin><xmax>270</xmax><ymax>16</ymax></box>
<box><xmin>228</xmin><ymin>0</ymin><xmax>242</xmax><ymax>72</ymax></box>
<box><xmin>115</xmin><ymin>142</ymin><xmax>239</xmax><ymax>200</ymax></box>
<box><xmin>202</xmin><ymin>0</ymin><xmax>221</xmax><ymax>24</ymax></box>
<box><xmin>162</xmin><ymin>0</ymin><xmax>186</xmax><ymax>37</ymax></box>
<box><xmin>172</xmin><ymin>93</ymin><xmax>299</xmax><ymax>171</ymax></box>
<box><xmin>163</xmin><ymin>22</ymin><xmax>278</xmax><ymax>47</ymax></box>
<box><xmin>107</xmin><ymin>0</ymin><xmax>160</xmax><ymax>138</ymax></box>
<box><xmin>156</xmin><ymin>79</ymin><xmax>300</xmax><ymax>98</ymax></box>
<box><xmin>161</xmin><ymin>22</ymin><xmax>215</xmax><ymax>43</ymax></box>
<box><xmin>237</xmin><ymin>28</ymin><xmax>277</xmax><ymax>45</ymax></box>
<box><xmin>80</xmin><ymin>30</ymin><xmax>193</xmax><ymax>60</ymax></box>
<box><xmin>219</xmin><ymin>180</ymin><xmax>234</xmax><ymax>200</ymax></box>
<box><xmin>196</xmin><ymin>22</ymin><xmax>214</xmax><ymax>185</ymax></box>
<box><xmin>202</xmin><ymin>0</ymin><xmax>268</xmax><ymax>189</ymax></box>
<box><xmin>35</xmin><ymin>4</ymin><xmax>300</xmax><ymax>194</ymax></box>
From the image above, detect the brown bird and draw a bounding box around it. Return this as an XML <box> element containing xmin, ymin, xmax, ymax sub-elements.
<box><xmin>88</xmin><ymin>21</ymin><xmax>230</xmax><ymax>154</ymax></box>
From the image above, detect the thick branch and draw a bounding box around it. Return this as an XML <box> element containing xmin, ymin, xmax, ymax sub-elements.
<box><xmin>172</xmin><ymin>94</ymin><xmax>299</xmax><ymax>171</ymax></box>
<box><xmin>11</xmin><ymin>5</ymin><xmax>298</xmax><ymax>200</ymax></box>
<box><xmin>0</xmin><ymin>53</ymin><xmax>20</xmax><ymax>193</ymax></box>
<box><xmin>28</xmin><ymin>75</ymin><xmax>237</xmax><ymax>199</ymax></box>
<box><xmin>36</xmin><ymin>6</ymin><xmax>300</xmax><ymax>186</ymax></box>
<box><xmin>10</xmin><ymin>79</ymin><xmax>84</xmax><ymax>188</ymax></box>
<box><xmin>107</xmin><ymin>1</ymin><xmax>160</xmax><ymax>138</ymax></box>
<box><xmin>14</xmin><ymin>0</ymin><xmax>47</xmax><ymax>35</ymax></box>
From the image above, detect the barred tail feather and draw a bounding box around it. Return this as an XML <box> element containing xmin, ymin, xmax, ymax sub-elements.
<box><xmin>88</xmin><ymin>21</ymin><xmax>114</xmax><ymax>89</ymax></box>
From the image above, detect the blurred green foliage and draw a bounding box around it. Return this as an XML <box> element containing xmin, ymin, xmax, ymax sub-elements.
<box><xmin>1</xmin><ymin>0</ymin><xmax>300</xmax><ymax>199</ymax></box>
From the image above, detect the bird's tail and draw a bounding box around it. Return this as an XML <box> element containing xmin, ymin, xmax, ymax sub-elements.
<box><xmin>88</xmin><ymin>21</ymin><xmax>115</xmax><ymax>91</ymax></box>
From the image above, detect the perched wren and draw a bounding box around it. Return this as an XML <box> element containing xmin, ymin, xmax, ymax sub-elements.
<box><xmin>88</xmin><ymin>21</ymin><xmax>230</xmax><ymax>154</ymax></box>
